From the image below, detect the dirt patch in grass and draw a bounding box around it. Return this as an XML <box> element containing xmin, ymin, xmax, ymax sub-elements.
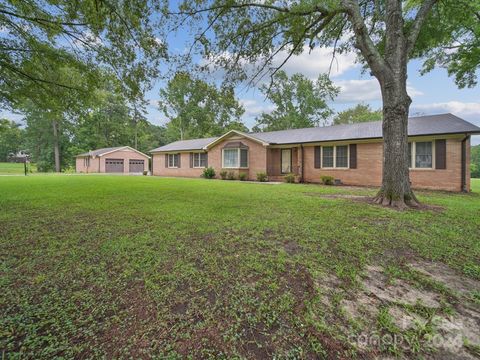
<box><xmin>337</xmin><ymin>263</ymin><xmax>480</xmax><ymax>358</ymax></box>
<box><xmin>98</xmin><ymin>279</ymin><xmax>158</xmax><ymax>358</ymax></box>
<box><xmin>311</xmin><ymin>193</ymin><xmax>446</xmax><ymax>212</ymax></box>
<box><xmin>282</xmin><ymin>264</ymin><xmax>315</xmax><ymax>314</ymax></box>
<box><xmin>410</xmin><ymin>260</ymin><xmax>480</xmax><ymax>296</ymax></box>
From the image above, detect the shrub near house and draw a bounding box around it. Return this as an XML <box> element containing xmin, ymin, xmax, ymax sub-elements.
<box><xmin>150</xmin><ymin>114</ymin><xmax>480</xmax><ymax>192</ymax></box>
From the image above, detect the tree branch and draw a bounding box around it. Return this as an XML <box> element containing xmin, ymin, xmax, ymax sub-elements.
<box><xmin>406</xmin><ymin>0</ymin><xmax>437</xmax><ymax>55</ymax></box>
<box><xmin>0</xmin><ymin>8</ymin><xmax>88</xmax><ymax>26</ymax></box>
<box><xmin>341</xmin><ymin>0</ymin><xmax>389</xmax><ymax>79</ymax></box>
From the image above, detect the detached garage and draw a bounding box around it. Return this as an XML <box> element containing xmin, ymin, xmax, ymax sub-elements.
<box><xmin>75</xmin><ymin>146</ymin><xmax>150</xmax><ymax>174</ymax></box>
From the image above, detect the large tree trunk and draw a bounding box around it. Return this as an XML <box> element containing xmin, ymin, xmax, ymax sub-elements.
<box><xmin>52</xmin><ymin>120</ymin><xmax>61</xmax><ymax>173</ymax></box>
<box><xmin>373</xmin><ymin>79</ymin><xmax>419</xmax><ymax>209</ymax></box>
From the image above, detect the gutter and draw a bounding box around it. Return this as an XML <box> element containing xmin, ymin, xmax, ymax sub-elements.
<box><xmin>461</xmin><ymin>134</ymin><xmax>470</xmax><ymax>192</ymax></box>
<box><xmin>300</xmin><ymin>144</ymin><xmax>304</xmax><ymax>183</ymax></box>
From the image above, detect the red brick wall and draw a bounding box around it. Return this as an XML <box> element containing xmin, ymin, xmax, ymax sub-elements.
<box><xmin>75</xmin><ymin>149</ymin><xmax>148</xmax><ymax>173</ymax></box>
<box><xmin>303</xmin><ymin>137</ymin><xmax>468</xmax><ymax>191</ymax></box>
<box><xmin>152</xmin><ymin>136</ymin><xmax>267</xmax><ymax>180</ymax></box>
<box><xmin>151</xmin><ymin>136</ymin><xmax>469</xmax><ymax>191</ymax></box>
<box><xmin>152</xmin><ymin>152</ymin><xmax>205</xmax><ymax>178</ymax></box>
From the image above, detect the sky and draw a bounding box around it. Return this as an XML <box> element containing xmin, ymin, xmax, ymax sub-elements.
<box><xmin>141</xmin><ymin>43</ymin><xmax>480</xmax><ymax>145</ymax></box>
<box><xmin>2</xmin><ymin>10</ymin><xmax>480</xmax><ymax>146</ymax></box>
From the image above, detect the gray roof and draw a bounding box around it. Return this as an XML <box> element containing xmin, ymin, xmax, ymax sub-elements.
<box><xmin>76</xmin><ymin>146</ymin><xmax>127</xmax><ymax>157</ymax></box>
<box><xmin>150</xmin><ymin>137</ymin><xmax>217</xmax><ymax>152</ymax></box>
<box><xmin>252</xmin><ymin>113</ymin><xmax>480</xmax><ymax>144</ymax></box>
<box><xmin>150</xmin><ymin>114</ymin><xmax>480</xmax><ymax>152</ymax></box>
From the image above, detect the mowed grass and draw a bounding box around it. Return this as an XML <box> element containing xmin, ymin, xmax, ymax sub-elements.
<box><xmin>1</xmin><ymin>176</ymin><xmax>479</xmax><ymax>358</ymax></box>
<box><xmin>0</xmin><ymin>162</ymin><xmax>36</xmax><ymax>175</ymax></box>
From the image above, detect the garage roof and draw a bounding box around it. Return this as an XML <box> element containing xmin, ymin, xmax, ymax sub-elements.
<box><xmin>76</xmin><ymin>146</ymin><xmax>150</xmax><ymax>158</ymax></box>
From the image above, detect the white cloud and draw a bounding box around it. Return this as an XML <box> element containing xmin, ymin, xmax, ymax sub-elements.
<box><xmin>203</xmin><ymin>45</ymin><xmax>358</xmax><ymax>83</ymax></box>
<box><xmin>411</xmin><ymin>101</ymin><xmax>480</xmax><ymax>117</ymax></box>
<box><xmin>410</xmin><ymin>101</ymin><xmax>480</xmax><ymax>145</ymax></box>
<box><xmin>240</xmin><ymin>98</ymin><xmax>274</xmax><ymax>119</ymax></box>
<box><xmin>335</xmin><ymin>79</ymin><xmax>423</xmax><ymax>103</ymax></box>
<box><xmin>272</xmin><ymin>46</ymin><xmax>358</xmax><ymax>79</ymax></box>
<box><xmin>148</xmin><ymin>99</ymin><xmax>159</xmax><ymax>108</ymax></box>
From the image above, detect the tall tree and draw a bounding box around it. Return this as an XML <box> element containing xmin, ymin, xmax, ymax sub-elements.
<box><xmin>159</xmin><ymin>72</ymin><xmax>246</xmax><ymax>141</ymax></box>
<box><xmin>333</xmin><ymin>104</ymin><xmax>382</xmax><ymax>125</ymax></box>
<box><xmin>253</xmin><ymin>70</ymin><xmax>338</xmax><ymax>132</ymax></box>
<box><xmin>0</xmin><ymin>118</ymin><xmax>24</xmax><ymax>161</ymax></box>
<box><xmin>168</xmin><ymin>1</ymin><xmax>480</xmax><ymax>208</ymax></box>
<box><xmin>20</xmin><ymin>65</ymin><xmax>91</xmax><ymax>172</ymax></box>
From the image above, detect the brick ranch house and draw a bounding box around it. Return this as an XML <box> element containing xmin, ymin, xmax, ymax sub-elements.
<box><xmin>150</xmin><ymin>114</ymin><xmax>480</xmax><ymax>192</ymax></box>
<box><xmin>76</xmin><ymin>146</ymin><xmax>150</xmax><ymax>174</ymax></box>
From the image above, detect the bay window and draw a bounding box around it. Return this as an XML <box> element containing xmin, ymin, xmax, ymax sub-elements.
<box><xmin>222</xmin><ymin>148</ymin><xmax>248</xmax><ymax>168</ymax></box>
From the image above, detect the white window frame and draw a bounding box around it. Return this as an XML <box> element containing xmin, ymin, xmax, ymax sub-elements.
<box><xmin>168</xmin><ymin>153</ymin><xmax>179</xmax><ymax>168</ymax></box>
<box><xmin>409</xmin><ymin>141</ymin><xmax>435</xmax><ymax>170</ymax></box>
<box><xmin>321</xmin><ymin>145</ymin><xmax>349</xmax><ymax>169</ymax></box>
<box><xmin>222</xmin><ymin>148</ymin><xmax>249</xmax><ymax>169</ymax></box>
<box><xmin>84</xmin><ymin>157</ymin><xmax>90</xmax><ymax>167</ymax></box>
<box><xmin>193</xmin><ymin>152</ymin><xmax>207</xmax><ymax>168</ymax></box>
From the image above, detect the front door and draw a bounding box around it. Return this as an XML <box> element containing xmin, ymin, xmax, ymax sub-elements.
<box><xmin>281</xmin><ymin>149</ymin><xmax>292</xmax><ymax>174</ymax></box>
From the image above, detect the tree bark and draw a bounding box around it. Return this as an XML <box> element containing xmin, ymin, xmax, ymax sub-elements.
<box><xmin>52</xmin><ymin>120</ymin><xmax>61</xmax><ymax>172</ymax></box>
<box><xmin>373</xmin><ymin>82</ymin><xmax>419</xmax><ymax>209</ymax></box>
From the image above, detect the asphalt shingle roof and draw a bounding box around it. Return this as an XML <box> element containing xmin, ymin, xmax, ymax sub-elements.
<box><xmin>76</xmin><ymin>147</ymin><xmax>126</xmax><ymax>157</ymax></box>
<box><xmin>150</xmin><ymin>137</ymin><xmax>217</xmax><ymax>152</ymax></box>
<box><xmin>150</xmin><ymin>114</ymin><xmax>480</xmax><ymax>152</ymax></box>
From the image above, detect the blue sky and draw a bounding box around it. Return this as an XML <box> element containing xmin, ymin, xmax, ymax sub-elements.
<box><xmin>143</xmin><ymin>42</ymin><xmax>480</xmax><ymax>145</ymax></box>
<box><xmin>2</xmin><ymin>13</ymin><xmax>479</xmax><ymax>145</ymax></box>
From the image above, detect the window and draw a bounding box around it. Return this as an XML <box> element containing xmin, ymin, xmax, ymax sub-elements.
<box><xmin>321</xmin><ymin>145</ymin><xmax>349</xmax><ymax>168</ymax></box>
<box><xmin>84</xmin><ymin>157</ymin><xmax>90</xmax><ymax>167</ymax></box>
<box><xmin>322</xmin><ymin>146</ymin><xmax>334</xmax><ymax>168</ymax></box>
<box><xmin>222</xmin><ymin>148</ymin><xmax>249</xmax><ymax>168</ymax></box>
<box><xmin>415</xmin><ymin>142</ymin><xmax>432</xmax><ymax>168</ymax></box>
<box><xmin>336</xmin><ymin>145</ymin><xmax>348</xmax><ymax>168</ymax></box>
<box><xmin>408</xmin><ymin>141</ymin><xmax>433</xmax><ymax>169</ymax></box>
<box><xmin>408</xmin><ymin>142</ymin><xmax>412</xmax><ymax>168</ymax></box>
<box><xmin>281</xmin><ymin>149</ymin><xmax>292</xmax><ymax>173</ymax></box>
<box><xmin>240</xmin><ymin>149</ymin><xmax>248</xmax><ymax>168</ymax></box>
<box><xmin>168</xmin><ymin>153</ymin><xmax>179</xmax><ymax>168</ymax></box>
<box><xmin>193</xmin><ymin>153</ymin><xmax>207</xmax><ymax>168</ymax></box>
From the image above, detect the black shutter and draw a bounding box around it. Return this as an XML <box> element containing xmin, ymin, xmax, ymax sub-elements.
<box><xmin>349</xmin><ymin>144</ymin><xmax>357</xmax><ymax>169</ymax></box>
<box><xmin>314</xmin><ymin>146</ymin><xmax>321</xmax><ymax>168</ymax></box>
<box><xmin>205</xmin><ymin>152</ymin><xmax>208</xmax><ymax>167</ymax></box>
<box><xmin>190</xmin><ymin>152</ymin><xmax>193</xmax><ymax>168</ymax></box>
<box><xmin>177</xmin><ymin>153</ymin><xmax>181</xmax><ymax>168</ymax></box>
<box><xmin>165</xmin><ymin>154</ymin><xmax>168</xmax><ymax>168</ymax></box>
<box><xmin>435</xmin><ymin>139</ymin><xmax>446</xmax><ymax>169</ymax></box>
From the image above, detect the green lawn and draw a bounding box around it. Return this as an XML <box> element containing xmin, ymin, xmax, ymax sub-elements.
<box><xmin>1</xmin><ymin>176</ymin><xmax>479</xmax><ymax>358</ymax></box>
<box><xmin>0</xmin><ymin>162</ymin><xmax>36</xmax><ymax>175</ymax></box>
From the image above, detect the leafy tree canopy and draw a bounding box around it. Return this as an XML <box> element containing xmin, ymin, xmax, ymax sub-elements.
<box><xmin>165</xmin><ymin>0</ymin><xmax>480</xmax><ymax>207</ymax></box>
<box><xmin>159</xmin><ymin>72</ymin><xmax>246</xmax><ymax>141</ymax></box>
<box><xmin>471</xmin><ymin>145</ymin><xmax>480</xmax><ymax>178</ymax></box>
<box><xmin>0</xmin><ymin>118</ymin><xmax>24</xmax><ymax>161</ymax></box>
<box><xmin>0</xmin><ymin>0</ymin><xmax>166</xmax><ymax>110</ymax></box>
<box><xmin>332</xmin><ymin>104</ymin><xmax>382</xmax><ymax>125</ymax></box>
<box><xmin>253</xmin><ymin>70</ymin><xmax>338</xmax><ymax>132</ymax></box>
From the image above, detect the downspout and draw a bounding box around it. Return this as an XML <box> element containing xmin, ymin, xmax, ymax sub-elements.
<box><xmin>461</xmin><ymin>135</ymin><xmax>469</xmax><ymax>192</ymax></box>
<box><xmin>300</xmin><ymin>144</ymin><xmax>304</xmax><ymax>183</ymax></box>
